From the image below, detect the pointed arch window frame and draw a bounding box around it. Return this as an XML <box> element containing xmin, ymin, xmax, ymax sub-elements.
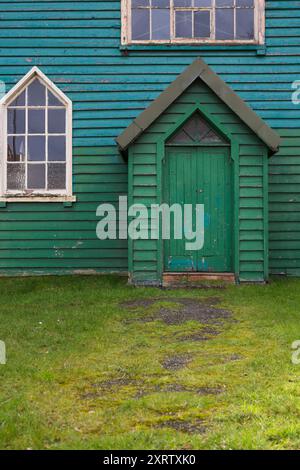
<box><xmin>166</xmin><ymin>110</ymin><xmax>229</xmax><ymax>146</ymax></box>
<box><xmin>0</xmin><ymin>67</ymin><xmax>75</xmax><ymax>202</ymax></box>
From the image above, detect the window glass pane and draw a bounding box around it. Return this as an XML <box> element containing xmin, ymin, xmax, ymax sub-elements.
<box><xmin>216</xmin><ymin>0</ymin><xmax>234</xmax><ymax>6</ymax></box>
<box><xmin>201</xmin><ymin>129</ymin><xmax>224</xmax><ymax>143</ymax></box>
<box><xmin>48</xmin><ymin>163</ymin><xmax>66</xmax><ymax>190</ymax></box>
<box><xmin>7</xmin><ymin>163</ymin><xmax>25</xmax><ymax>190</ymax></box>
<box><xmin>28</xmin><ymin>109</ymin><xmax>45</xmax><ymax>134</ymax></box>
<box><xmin>27</xmin><ymin>164</ymin><xmax>45</xmax><ymax>190</ymax></box>
<box><xmin>152</xmin><ymin>9</ymin><xmax>170</xmax><ymax>40</ymax></box>
<box><xmin>28</xmin><ymin>136</ymin><xmax>46</xmax><ymax>161</ymax></box>
<box><xmin>194</xmin><ymin>0</ymin><xmax>211</xmax><ymax>6</ymax></box>
<box><xmin>7</xmin><ymin>109</ymin><xmax>25</xmax><ymax>134</ymax></box>
<box><xmin>48</xmin><ymin>136</ymin><xmax>66</xmax><ymax>161</ymax></box>
<box><xmin>132</xmin><ymin>9</ymin><xmax>150</xmax><ymax>40</ymax></box>
<box><xmin>184</xmin><ymin>114</ymin><xmax>210</xmax><ymax>141</ymax></box>
<box><xmin>174</xmin><ymin>0</ymin><xmax>191</xmax><ymax>6</ymax></box>
<box><xmin>194</xmin><ymin>10</ymin><xmax>211</xmax><ymax>38</ymax></box>
<box><xmin>152</xmin><ymin>0</ymin><xmax>169</xmax><ymax>6</ymax></box>
<box><xmin>168</xmin><ymin>129</ymin><xmax>193</xmax><ymax>144</ymax></box>
<box><xmin>216</xmin><ymin>8</ymin><xmax>234</xmax><ymax>39</ymax></box>
<box><xmin>10</xmin><ymin>90</ymin><xmax>26</xmax><ymax>107</ymax></box>
<box><xmin>28</xmin><ymin>79</ymin><xmax>46</xmax><ymax>106</ymax></box>
<box><xmin>48</xmin><ymin>109</ymin><xmax>66</xmax><ymax>134</ymax></box>
<box><xmin>175</xmin><ymin>11</ymin><xmax>192</xmax><ymax>38</ymax></box>
<box><xmin>236</xmin><ymin>8</ymin><xmax>254</xmax><ymax>39</ymax></box>
<box><xmin>7</xmin><ymin>136</ymin><xmax>25</xmax><ymax>162</ymax></box>
<box><xmin>132</xmin><ymin>0</ymin><xmax>149</xmax><ymax>6</ymax></box>
<box><xmin>236</xmin><ymin>0</ymin><xmax>253</xmax><ymax>6</ymax></box>
<box><xmin>48</xmin><ymin>90</ymin><xmax>63</xmax><ymax>107</ymax></box>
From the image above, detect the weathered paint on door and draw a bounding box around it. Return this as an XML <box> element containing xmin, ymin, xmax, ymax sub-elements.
<box><xmin>164</xmin><ymin>146</ymin><xmax>232</xmax><ymax>273</ymax></box>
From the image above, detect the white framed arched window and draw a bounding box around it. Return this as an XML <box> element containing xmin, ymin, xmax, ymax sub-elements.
<box><xmin>0</xmin><ymin>67</ymin><xmax>74</xmax><ymax>202</ymax></box>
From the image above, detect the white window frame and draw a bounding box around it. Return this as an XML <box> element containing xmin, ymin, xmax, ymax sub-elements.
<box><xmin>0</xmin><ymin>66</ymin><xmax>75</xmax><ymax>202</ymax></box>
<box><xmin>121</xmin><ymin>0</ymin><xmax>265</xmax><ymax>45</ymax></box>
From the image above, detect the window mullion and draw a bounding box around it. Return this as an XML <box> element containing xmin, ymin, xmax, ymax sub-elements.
<box><xmin>192</xmin><ymin>8</ymin><xmax>194</xmax><ymax>39</ymax></box>
<box><xmin>170</xmin><ymin>0</ymin><xmax>174</xmax><ymax>42</ymax></box>
<box><xmin>149</xmin><ymin>0</ymin><xmax>152</xmax><ymax>41</ymax></box>
<box><xmin>234</xmin><ymin>0</ymin><xmax>237</xmax><ymax>40</ymax></box>
<box><xmin>212</xmin><ymin>0</ymin><xmax>216</xmax><ymax>40</ymax></box>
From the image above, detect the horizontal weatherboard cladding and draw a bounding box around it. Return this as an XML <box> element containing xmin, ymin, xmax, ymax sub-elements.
<box><xmin>0</xmin><ymin>146</ymin><xmax>128</xmax><ymax>275</ymax></box>
<box><xmin>269</xmin><ymin>129</ymin><xmax>300</xmax><ymax>277</ymax></box>
<box><xmin>0</xmin><ymin>0</ymin><xmax>298</xmax><ymax>276</ymax></box>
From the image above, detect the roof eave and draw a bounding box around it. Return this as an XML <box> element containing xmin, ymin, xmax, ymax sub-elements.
<box><xmin>116</xmin><ymin>58</ymin><xmax>281</xmax><ymax>153</ymax></box>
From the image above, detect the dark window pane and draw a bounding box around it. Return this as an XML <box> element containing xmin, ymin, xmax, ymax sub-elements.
<box><xmin>194</xmin><ymin>0</ymin><xmax>211</xmax><ymax>6</ymax></box>
<box><xmin>184</xmin><ymin>114</ymin><xmax>210</xmax><ymax>141</ymax></box>
<box><xmin>48</xmin><ymin>109</ymin><xmax>66</xmax><ymax>134</ymax></box>
<box><xmin>152</xmin><ymin>0</ymin><xmax>169</xmax><ymax>6</ymax></box>
<box><xmin>27</xmin><ymin>164</ymin><xmax>45</xmax><ymax>190</ymax></box>
<box><xmin>7</xmin><ymin>109</ymin><xmax>25</xmax><ymax>134</ymax></box>
<box><xmin>7</xmin><ymin>163</ymin><xmax>25</xmax><ymax>190</ymax></box>
<box><xmin>152</xmin><ymin>9</ymin><xmax>170</xmax><ymax>40</ymax></box>
<box><xmin>48</xmin><ymin>90</ymin><xmax>63</xmax><ymax>107</ymax></box>
<box><xmin>7</xmin><ymin>136</ymin><xmax>25</xmax><ymax>162</ymax></box>
<box><xmin>28</xmin><ymin>109</ymin><xmax>45</xmax><ymax>134</ymax></box>
<box><xmin>48</xmin><ymin>136</ymin><xmax>66</xmax><ymax>161</ymax></box>
<box><xmin>132</xmin><ymin>9</ymin><xmax>150</xmax><ymax>40</ymax></box>
<box><xmin>194</xmin><ymin>11</ymin><xmax>211</xmax><ymax>38</ymax></box>
<box><xmin>132</xmin><ymin>0</ymin><xmax>149</xmax><ymax>6</ymax></box>
<box><xmin>216</xmin><ymin>9</ymin><xmax>234</xmax><ymax>39</ymax></box>
<box><xmin>236</xmin><ymin>0</ymin><xmax>253</xmax><ymax>6</ymax></box>
<box><xmin>174</xmin><ymin>0</ymin><xmax>191</xmax><ymax>6</ymax></box>
<box><xmin>175</xmin><ymin>11</ymin><xmax>192</xmax><ymax>38</ymax></box>
<box><xmin>10</xmin><ymin>90</ymin><xmax>26</xmax><ymax>107</ymax></box>
<box><xmin>168</xmin><ymin>129</ymin><xmax>193</xmax><ymax>144</ymax></box>
<box><xmin>236</xmin><ymin>8</ymin><xmax>254</xmax><ymax>39</ymax></box>
<box><xmin>28</xmin><ymin>136</ymin><xmax>45</xmax><ymax>161</ymax></box>
<box><xmin>201</xmin><ymin>129</ymin><xmax>224</xmax><ymax>143</ymax></box>
<box><xmin>28</xmin><ymin>79</ymin><xmax>46</xmax><ymax>106</ymax></box>
<box><xmin>216</xmin><ymin>0</ymin><xmax>234</xmax><ymax>6</ymax></box>
<box><xmin>48</xmin><ymin>163</ymin><xmax>66</xmax><ymax>190</ymax></box>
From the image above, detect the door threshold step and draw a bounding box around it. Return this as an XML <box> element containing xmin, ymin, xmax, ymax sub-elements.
<box><xmin>163</xmin><ymin>272</ymin><xmax>236</xmax><ymax>287</ymax></box>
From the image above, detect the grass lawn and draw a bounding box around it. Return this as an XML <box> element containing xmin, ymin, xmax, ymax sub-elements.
<box><xmin>0</xmin><ymin>275</ymin><xmax>300</xmax><ymax>450</ymax></box>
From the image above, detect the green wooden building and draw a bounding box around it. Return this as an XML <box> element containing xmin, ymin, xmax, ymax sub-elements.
<box><xmin>0</xmin><ymin>1</ymin><xmax>298</xmax><ymax>285</ymax></box>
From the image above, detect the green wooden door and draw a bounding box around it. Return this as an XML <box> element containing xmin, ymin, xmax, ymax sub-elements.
<box><xmin>164</xmin><ymin>146</ymin><xmax>232</xmax><ymax>272</ymax></box>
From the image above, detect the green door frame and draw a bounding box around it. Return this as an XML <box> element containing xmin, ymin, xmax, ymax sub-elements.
<box><xmin>156</xmin><ymin>102</ymin><xmax>240</xmax><ymax>283</ymax></box>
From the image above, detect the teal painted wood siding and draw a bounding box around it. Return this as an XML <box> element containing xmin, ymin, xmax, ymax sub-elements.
<box><xmin>0</xmin><ymin>0</ymin><xmax>299</xmax><ymax>276</ymax></box>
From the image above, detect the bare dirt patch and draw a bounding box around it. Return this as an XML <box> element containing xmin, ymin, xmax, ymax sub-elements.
<box><xmin>81</xmin><ymin>377</ymin><xmax>136</xmax><ymax>399</ymax></box>
<box><xmin>161</xmin><ymin>354</ymin><xmax>193</xmax><ymax>371</ymax></box>
<box><xmin>121</xmin><ymin>297</ymin><xmax>232</xmax><ymax>326</ymax></box>
<box><xmin>81</xmin><ymin>376</ymin><xmax>225</xmax><ymax>401</ymax></box>
<box><xmin>135</xmin><ymin>384</ymin><xmax>224</xmax><ymax>399</ymax></box>
<box><xmin>177</xmin><ymin>326</ymin><xmax>220</xmax><ymax>342</ymax></box>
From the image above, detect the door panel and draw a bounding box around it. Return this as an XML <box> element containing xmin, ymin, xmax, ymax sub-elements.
<box><xmin>164</xmin><ymin>146</ymin><xmax>232</xmax><ymax>272</ymax></box>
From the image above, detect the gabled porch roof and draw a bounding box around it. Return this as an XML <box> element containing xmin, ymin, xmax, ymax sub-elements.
<box><xmin>116</xmin><ymin>58</ymin><xmax>280</xmax><ymax>153</ymax></box>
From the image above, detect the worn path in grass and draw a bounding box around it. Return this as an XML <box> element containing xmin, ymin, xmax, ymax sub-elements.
<box><xmin>0</xmin><ymin>275</ymin><xmax>300</xmax><ymax>449</ymax></box>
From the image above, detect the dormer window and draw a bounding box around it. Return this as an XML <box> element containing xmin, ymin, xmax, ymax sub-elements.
<box><xmin>0</xmin><ymin>67</ymin><xmax>74</xmax><ymax>201</ymax></box>
<box><xmin>122</xmin><ymin>0</ymin><xmax>264</xmax><ymax>45</ymax></box>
